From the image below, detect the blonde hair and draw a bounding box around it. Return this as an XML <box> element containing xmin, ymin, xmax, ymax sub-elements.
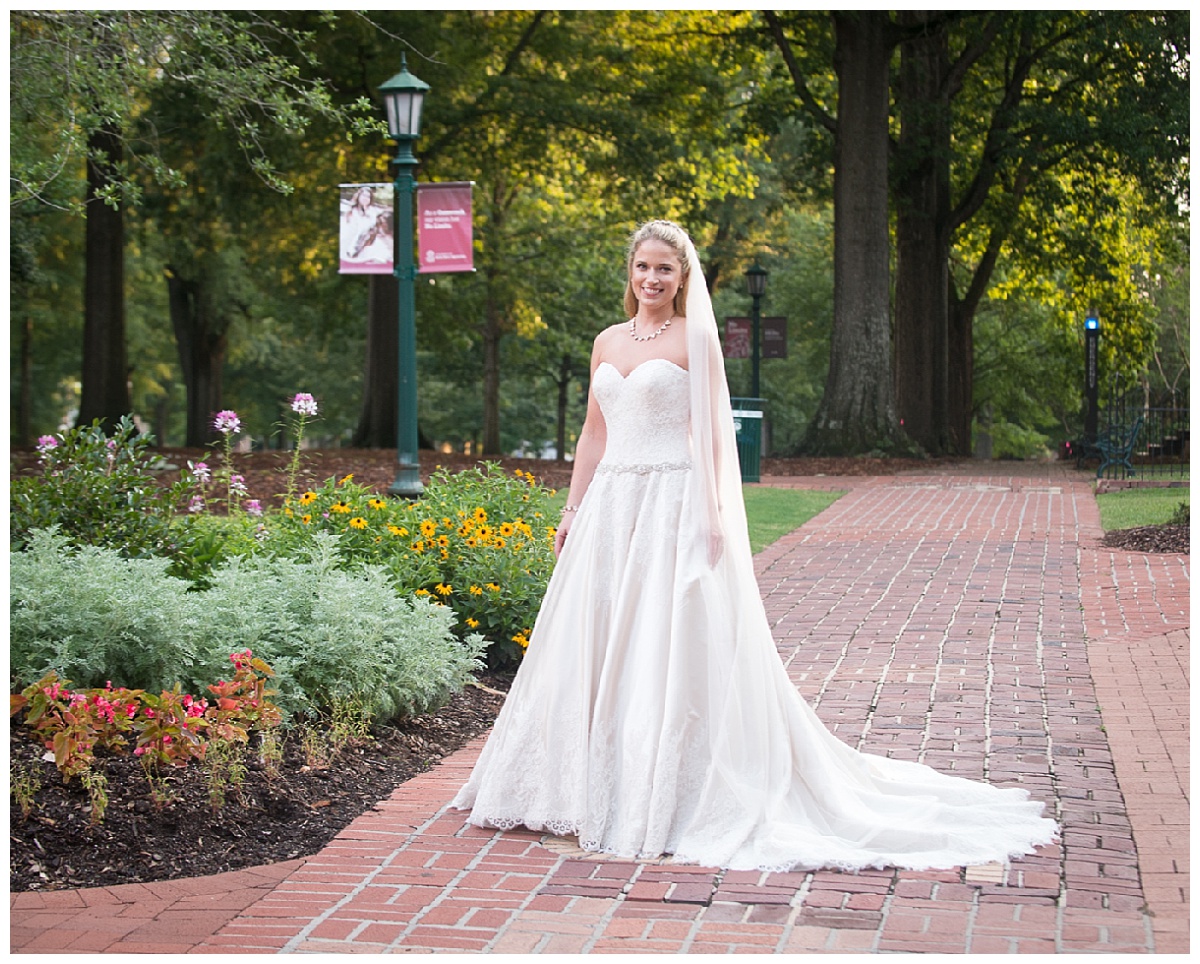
<box><xmin>623</xmin><ymin>219</ymin><xmax>692</xmax><ymax>319</ymax></box>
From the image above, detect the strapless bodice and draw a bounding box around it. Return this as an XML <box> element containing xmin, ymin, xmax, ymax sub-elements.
<box><xmin>592</xmin><ymin>359</ymin><xmax>691</xmax><ymax>469</ymax></box>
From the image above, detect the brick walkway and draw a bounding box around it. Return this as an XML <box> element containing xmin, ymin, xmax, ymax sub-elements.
<box><xmin>10</xmin><ymin>465</ymin><xmax>1189</xmax><ymax>954</ymax></box>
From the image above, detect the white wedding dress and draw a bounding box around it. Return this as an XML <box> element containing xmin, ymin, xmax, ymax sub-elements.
<box><xmin>451</xmin><ymin>357</ymin><xmax>1057</xmax><ymax>871</ymax></box>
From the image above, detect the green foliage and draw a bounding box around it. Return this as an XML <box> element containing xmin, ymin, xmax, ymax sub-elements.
<box><xmin>11</xmin><ymin>530</ymin><xmax>207</xmax><ymax>694</ymax></box>
<box><xmin>1096</xmin><ymin>487</ymin><xmax>1190</xmax><ymax>533</ymax></box>
<box><xmin>10</xmin><ymin>418</ymin><xmax>192</xmax><ymax>559</ymax></box>
<box><xmin>264</xmin><ymin>464</ymin><xmax>557</xmax><ymax>667</ymax></box>
<box><xmin>9</xmin><ymin>530</ymin><xmax>484</xmax><ymax>724</ymax></box>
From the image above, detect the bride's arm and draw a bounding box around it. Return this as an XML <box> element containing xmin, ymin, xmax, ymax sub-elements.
<box><xmin>554</xmin><ymin>338</ymin><xmax>608</xmax><ymax>556</ymax></box>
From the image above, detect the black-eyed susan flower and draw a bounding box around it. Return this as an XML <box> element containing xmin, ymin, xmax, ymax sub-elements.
<box><xmin>301</xmin><ymin>514</ymin><xmax>312</xmax><ymax>525</ymax></box>
<box><xmin>414</xmin><ymin>588</ymin><xmax>430</xmax><ymax>596</ymax></box>
<box><xmin>299</xmin><ymin>491</ymin><xmax>317</xmax><ymax>505</ymax></box>
<box><xmin>368</xmin><ymin>498</ymin><xmax>387</xmax><ymax>511</ymax></box>
<box><xmin>339</xmin><ymin>473</ymin><xmax>354</xmax><ymax>485</ymax></box>
<box><xmin>349</xmin><ymin>517</ymin><xmax>368</xmax><ymax>530</ymax></box>
<box><xmin>330</xmin><ymin>501</ymin><xmax>351</xmax><ymax>514</ymax></box>
<box><xmin>466</xmin><ymin>617</ymin><xmax>480</xmax><ymax>629</ymax></box>
<box><xmin>420</xmin><ymin>519</ymin><xmax>437</xmax><ymax>539</ymax></box>
<box><xmin>388</xmin><ymin>524</ymin><xmax>409</xmax><ymax>537</ymax></box>
<box><xmin>500</xmin><ymin>522</ymin><xmax>515</xmax><ymax>537</ymax></box>
<box><xmin>435</xmin><ymin>583</ymin><xmax>452</xmax><ymax>596</ymax></box>
<box><xmin>486</xmin><ymin>582</ymin><xmax>500</xmax><ymax>592</ymax></box>
<box><xmin>469</xmin><ymin>585</ymin><xmax>483</xmax><ymax>596</ymax></box>
<box><xmin>473</xmin><ymin>507</ymin><xmax>487</xmax><ymax>523</ymax></box>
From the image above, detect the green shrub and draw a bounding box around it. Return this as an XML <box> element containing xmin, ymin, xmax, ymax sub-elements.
<box><xmin>11</xmin><ymin>417</ymin><xmax>191</xmax><ymax>560</ymax></box>
<box><xmin>261</xmin><ymin>463</ymin><xmax>558</xmax><ymax>667</ymax></box>
<box><xmin>11</xmin><ymin>528</ymin><xmax>204</xmax><ymax>693</ymax></box>
<box><xmin>10</xmin><ymin>530</ymin><xmax>484</xmax><ymax>723</ymax></box>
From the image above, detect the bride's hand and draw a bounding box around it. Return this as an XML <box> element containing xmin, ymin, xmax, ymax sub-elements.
<box><xmin>554</xmin><ymin>516</ymin><xmax>573</xmax><ymax>557</ymax></box>
<box><xmin>707</xmin><ymin>531</ymin><xmax>724</xmax><ymax>568</ymax></box>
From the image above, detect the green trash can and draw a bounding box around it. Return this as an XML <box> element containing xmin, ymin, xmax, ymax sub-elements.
<box><xmin>730</xmin><ymin>397</ymin><xmax>765</xmax><ymax>483</ymax></box>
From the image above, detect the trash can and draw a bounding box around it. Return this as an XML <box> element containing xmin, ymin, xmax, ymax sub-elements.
<box><xmin>730</xmin><ymin>397</ymin><xmax>765</xmax><ymax>483</ymax></box>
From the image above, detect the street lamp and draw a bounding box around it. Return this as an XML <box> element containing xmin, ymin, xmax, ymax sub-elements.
<box><xmin>1085</xmin><ymin>310</ymin><xmax>1100</xmax><ymax>444</ymax></box>
<box><xmin>379</xmin><ymin>54</ymin><xmax>430</xmax><ymax>498</ymax></box>
<box><xmin>744</xmin><ymin>262</ymin><xmax>768</xmax><ymax>399</ymax></box>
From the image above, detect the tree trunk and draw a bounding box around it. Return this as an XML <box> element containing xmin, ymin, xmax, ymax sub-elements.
<box><xmin>16</xmin><ymin>314</ymin><xmax>33</xmax><ymax>447</ymax></box>
<box><xmin>166</xmin><ymin>269</ymin><xmax>227</xmax><ymax>447</ymax></box>
<box><xmin>78</xmin><ymin>125</ymin><xmax>130</xmax><ymax>430</ymax></box>
<box><xmin>893</xmin><ymin>11</ymin><xmax>952</xmax><ymax>455</ymax></box>
<box><xmin>352</xmin><ymin>274</ymin><xmax>400</xmax><ymax>448</ymax></box>
<box><xmin>555</xmin><ymin>353</ymin><xmax>572</xmax><ymax>462</ymax></box>
<box><xmin>481</xmin><ymin>289</ymin><xmax>503</xmax><ymax>455</ymax></box>
<box><xmin>803</xmin><ymin>12</ymin><xmax>904</xmax><ymax>455</ymax></box>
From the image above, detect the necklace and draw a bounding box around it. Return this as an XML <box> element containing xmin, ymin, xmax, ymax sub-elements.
<box><xmin>629</xmin><ymin>316</ymin><xmax>672</xmax><ymax>341</ymax></box>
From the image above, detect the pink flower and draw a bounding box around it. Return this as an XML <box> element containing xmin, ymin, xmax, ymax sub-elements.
<box><xmin>229</xmin><ymin>474</ymin><xmax>248</xmax><ymax>496</ymax></box>
<box><xmin>291</xmin><ymin>393</ymin><xmax>318</xmax><ymax>417</ymax></box>
<box><xmin>189</xmin><ymin>460</ymin><xmax>211</xmax><ymax>483</ymax></box>
<box><xmin>36</xmin><ymin>435</ymin><xmax>58</xmax><ymax>454</ymax></box>
<box><xmin>244</xmin><ymin>499</ymin><xmax>263</xmax><ymax>516</ymax></box>
<box><xmin>188</xmin><ymin>495</ymin><xmax>206</xmax><ymax>514</ymax></box>
<box><xmin>213</xmin><ymin>410</ymin><xmax>241</xmax><ymax>435</ymax></box>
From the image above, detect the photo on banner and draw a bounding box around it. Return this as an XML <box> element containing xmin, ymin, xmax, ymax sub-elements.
<box><xmin>339</xmin><ymin>183</ymin><xmax>394</xmax><ymax>274</ymax></box>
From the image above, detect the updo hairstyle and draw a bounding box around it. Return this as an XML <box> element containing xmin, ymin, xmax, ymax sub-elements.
<box><xmin>623</xmin><ymin>219</ymin><xmax>692</xmax><ymax>319</ymax></box>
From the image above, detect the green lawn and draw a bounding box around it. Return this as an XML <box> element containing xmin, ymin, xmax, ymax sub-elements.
<box><xmin>1096</xmin><ymin>485</ymin><xmax>1190</xmax><ymax>531</ymax></box>
<box><xmin>743</xmin><ymin>486</ymin><xmax>844</xmax><ymax>553</ymax></box>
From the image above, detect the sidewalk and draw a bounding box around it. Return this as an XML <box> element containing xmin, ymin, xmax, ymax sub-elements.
<box><xmin>10</xmin><ymin>464</ymin><xmax>1189</xmax><ymax>954</ymax></box>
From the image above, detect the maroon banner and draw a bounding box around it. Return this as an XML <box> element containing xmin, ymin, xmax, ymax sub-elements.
<box><xmin>417</xmin><ymin>181</ymin><xmax>474</xmax><ymax>274</ymax></box>
<box><xmin>724</xmin><ymin>317</ymin><xmax>752</xmax><ymax>359</ymax></box>
<box><xmin>339</xmin><ymin>183</ymin><xmax>394</xmax><ymax>275</ymax></box>
<box><xmin>724</xmin><ymin>317</ymin><xmax>788</xmax><ymax>359</ymax></box>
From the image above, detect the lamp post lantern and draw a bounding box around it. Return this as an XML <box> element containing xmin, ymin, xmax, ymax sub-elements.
<box><xmin>744</xmin><ymin>262</ymin><xmax>768</xmax><ymax>399</ymax></box>
<box><xmin>379</xmin><ymin>55</ymin><xmax>430</xmax><ymax>497</ymax></box>
<box><xmin>1084</xmin><ymin>311</ymin><xmax>1100</xmax><ymax>445</ymax></box>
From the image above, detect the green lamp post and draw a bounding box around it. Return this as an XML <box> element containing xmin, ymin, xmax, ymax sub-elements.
<box><xmin>744</xmin><ymin>262</ymin><xmax>768</xmax><ymax>399</ymax></box>
<box><xmin>379</xmin><ymin>55</ymin><xmax>430</xmax><ymax>497</ymax></box>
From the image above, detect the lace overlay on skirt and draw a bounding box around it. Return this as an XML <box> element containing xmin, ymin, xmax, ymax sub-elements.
<box><xmin>450</xmin><ymin>358</ymin><xmax>1057</xmax><ymax>871</ymax></box>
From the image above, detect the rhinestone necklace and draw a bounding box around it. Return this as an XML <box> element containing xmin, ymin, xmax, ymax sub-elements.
<box><xmin>629</xmin><ymin>316</ymin><xmax>673</xmax><ymax>341</ymax></box>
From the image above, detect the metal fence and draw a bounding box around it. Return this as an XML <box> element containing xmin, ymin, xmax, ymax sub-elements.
<box><xmin>1095</xmin><ymin>379</ymin><xmax>1190</xmax><ymax>480</ymax></box>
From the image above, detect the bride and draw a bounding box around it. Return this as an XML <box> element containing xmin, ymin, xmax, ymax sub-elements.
<box><xmin>451</xmin><ymin>220</ymin><xmax>1057</xmax><ymax>871</ymax></box>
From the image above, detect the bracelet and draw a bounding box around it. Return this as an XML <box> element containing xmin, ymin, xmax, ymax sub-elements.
<box><xmin>561</xmin><ymin>504</ymin><xmax>580</xmax><ymax>513</ymax></box>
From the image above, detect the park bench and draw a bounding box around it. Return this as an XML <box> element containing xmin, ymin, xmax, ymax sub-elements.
<box><xmin>1094</xmin><ymin>414</ymin><xmax>1144</xmax><ymax>479</ymax></box>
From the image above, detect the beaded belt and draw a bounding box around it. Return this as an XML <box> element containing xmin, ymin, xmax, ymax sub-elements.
<box><xmin>595</xmin><ymin>460</ymin><xmax>692</xmax><ymax>476</ymax></box>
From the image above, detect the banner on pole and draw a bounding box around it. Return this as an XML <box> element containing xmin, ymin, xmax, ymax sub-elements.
<box><xmin>723</xmin><ymin>317</ymin><xmax>788</xmax><ymax>359</ymax></box>
<box><xmin>338</xmin><ymin>183</ymin><xmax>394</xmax><ymax>274</ymax></box>
<box><xmin>417</xmin><ymin>181</ymin><xmax>474</xmax><ymax>274</ymax></box>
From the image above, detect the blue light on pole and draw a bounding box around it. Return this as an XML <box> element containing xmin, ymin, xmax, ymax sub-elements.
<box><xmin>379</xmin><ymin>55</ymin><xmax>429</xmax><ymax>498</ymax></box>
<box><xmin>1084</xmin><ymin>310</ymin><xmax>1100</xmax><ymax>443</ymax></box>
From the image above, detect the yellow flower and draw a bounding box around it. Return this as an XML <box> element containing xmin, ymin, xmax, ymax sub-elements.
<box><xmin>299</xmin><ymin>491</ymin><xmax>317</xmax><ymax>505</ymax></box>
<box><xmin>368</xmin><ymin>498</ymin><xmax>387</xmax><ymax>511</ymax></box>
<box><xmin>301</xmin><ymin>514</ymin><xmax>312</xmax><ymax>525</ymax></box>
<box><xmin>469</xmin><ymin>585</ymin><xmax>483</xmax><ymax>596</ymax></box>
<box><xmin>494</xmin><ymin>537</ymin><xmax>507</xmax><ymax>549</ymax></box>
<box><xmin>442</xmin><ymin>517</ymin><xmax>452</xmax><ymax>528</ymax></box>
<box><xmin>339</xmin><ymin>473</ymin><xmax>354</xmax><ymax>485</ymax></box>
<box><xmin>435</xmin><ymin>583</ymin><xmax>452</xmax><ymax>596</ymax></box>
<box><xmin>477</xmin><ymin>525</ymin><xmax>494</xmax><ymax>541</ymax></box>
<box><xmin>440</xmin><ymin>549</ymin><xmax>449</xmax><ymax>560</ymax></box>
<box><xmin>285</xmin><ymin>507</ymin><xmax>293</xmax><ymax>517</ymax></box>
<box><xmin>411</xmin><ymin>541</ymin><xmax>425</xmax><ymax>553</ymax></box>
<box><xmin>466</xmin><ymin>617</ymin><xmax>480</xmax><ymax>629</ymax></box>
<box><xmin>473</xmin><ymin>507</ymin><xmax>487</xmax><ymax>523</ymax></box>
<box><xmin>436</xmin><ymin>535</ymin><xmax>449</xmax><ymax>548</ymax></box>
<box><xmin>420</xmin><ymin>519</ymin><xmax>437</xmax><ymax>539</ymax></box>
<box><xmin>517</xmin><ymin>522</ymin><xmax>532</xmax><ymax>536</ymax></box>
<box><xmin>465</xmin><ymin>536</ymin><xmax>478</xmax><ymax>548</ymax></box>
<box><xmin>330</xmin><ymin>501</ymin><xmax>351</xmax><ymax>514</ymax></box>
<box><xmin>349</xmin><ymin>517</ymin><xmax>368</xmax><ymax>530</ymax></box>
<box><xmin>414</xmin><ymin>588</ymin><xmax>430</xmax><ymax>596</ymax></box>
<box><xmin>499</xmin><ymin>522</ymin><xmax>515</xmax><ymax>537</ymax></box>
<box><xmin>388</xmin><ymin>525</ymin><xmax>408</xmax><ymax>537</ymax></box>
<box><xmin>486</xmin><ymin>582</ymin><xmax>500</xmax><ymax>592</ymax></box>
<box><xmin>512</xmin><ymin>632</ymin><xmax>530</xmax><ymax>649</ymax></box>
